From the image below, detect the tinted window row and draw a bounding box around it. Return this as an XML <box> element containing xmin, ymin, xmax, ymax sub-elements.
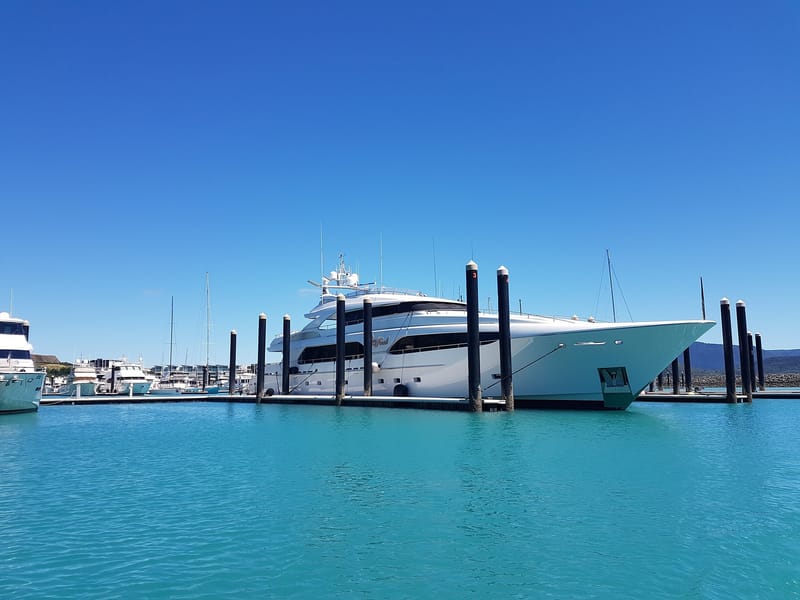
<box><xmin>298</xmin><ymin>342</ymin><xmax>365</xmax><ymax>364</ymax></box>
<box><xmin>1</xmin><ymin>349</ymin><xmax>31</xmax><ymax>359</ymax></box>
<box><xmin>342</xmin><ymin>301</ymin><xmax>466</xmax><ymax>325</ymax></box>
<box><xmin>0</xmin><ymin>323</ymin><xmax>26</xmax><ymax>335</ymax></box>
<box><xmin>388</xmin><ymin>332</ymin><xmax>499</xmax><ymax>354</ymax></box>
<box><xmin>295</xmin><ymin>332</ymin><xmax>499</xmax><ymax>363</ymax></box>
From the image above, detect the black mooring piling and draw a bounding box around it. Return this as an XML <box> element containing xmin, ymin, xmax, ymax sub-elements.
<box><xmin>683</xmin><ymin>348</ymin><xmax>693</xmax><ymax>392</ymax></box>
<box><xmin>671</xmin><ymin>359</ymin><xmax>680</xmax><ymax>394</ymax></box>
<box><xmin>735</xmin><ymin>300</ymin><xmax>752</xmax><ymax>402</ymax></box>
<box><xmin>657</xmin><ymin>372</ymin><xmax>663</xmax><ymax>391</ymax></box>
<box><xmin>683</xmin><ymin>347</ymin><xmax>693</xmax><ymax>392</ymax></box>
<box><xmin>466</xmin><ymin>261</ymin><xmax>482</xmax><ymax>412</ymax></box>
<box><xmin>755</xmin><ymin>333</ymin><xmax>765</xmax><ymax>391</ymax></box>
<box><xmin>497</xmin><ymin>265</ymin><xmax>513</xmax><ymax>411</ymax></box>
<box><xmin>256</xmin><ymin>313</ymin><xmax>266</xmax><ymax>402</ymax></box>
<box><xmin>747</xmin><ymin>332</ymin><xmax>757</xmax><ymax>394</ymax></box>
<box><xmin>110</xmin><ymin>365</ymin><xmax>118</xmax><ymax>394</ymax></box>
<box><xmin>282</xmin><ymin>315</ymin><xmax>291</xmax><ymax>395</ymax></box>
<box><xmin>363</xmin><ymin>297</ymin><xmax>373</xmax><ymax>396</ymax></box>
<box><xmin>335</xmin><ymin>294</ymin><xmax>345</xmax><ymax>406</ymax></box>
<box><xmin>720</xmin><ymin>299</ymin><xmax>736</xmax><ymax>403</ymax></box>
<box><xmin>202</xmin><ymin>365</ymin><xmax>208</xmax><ymax>390</ymax></box>
<box><xmin>228</xmin><ymin>330</ymin><xmax>237</xmax><ymax>395</ymax></box>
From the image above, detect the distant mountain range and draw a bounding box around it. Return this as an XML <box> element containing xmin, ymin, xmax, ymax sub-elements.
<box><xmin>689</xmin><ymin>342</ymin><xmax>800</xmax><ymax>373</ymax></box>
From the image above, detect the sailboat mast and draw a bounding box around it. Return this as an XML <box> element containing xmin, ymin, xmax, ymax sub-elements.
<box><xmin>205</xmin><ymin>272</ymin><xmax>210</xmax><ymax>369</ymax></box>
<box><xmin>169</xmin><ymin>296</ymin><xmax>174</xmax><ymax>372</ymax></box>
<box><xmin>700</xmin><ymin>276</ymin><xmax>706</xmax><ymax>320</ymax></box>
<box><xmin>607</xmin><ymin>249</ymin><xmax>617</xmax><ymax>323</ymax></box>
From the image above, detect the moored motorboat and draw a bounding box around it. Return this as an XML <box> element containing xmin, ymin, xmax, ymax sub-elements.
<box><xmin>263</xmin><ymin>257</ymin><xmax>714</xmax><ymax>410</ymax></box>
<box><xmin>0</xmin><ymin>312</ymin><xmax>45</xmax><ymax>413</ymax></box>
<box><xmin>97</xmin><ymin>361</ymin><xmax>152</xmax><ymax>395</ymax></box>
<box><xmin>158</xmin><ymin>369</ymin><xmax>192</xmax><ymax>395</ymax></box>
<box><xmin>58</xmin><ymin>361</ymin><xmax>99</xmax><ymax>397</ymax></box>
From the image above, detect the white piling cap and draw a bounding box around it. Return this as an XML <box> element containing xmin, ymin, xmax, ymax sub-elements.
<box><xmin>720</xmin><ymin>297</ymin><xmax>729</xmax><ymax>305</ymax></box>
<box><xmin>259</xmin><ymin>313</ymin><xmax>266</xmax><ymax>319</ymax></box>
<box><xmin>231</xmin><ymin>329</ymin><xmax>237</xmax><ymax>335</ymax></box>
<box><xmin>736</xmin><ymin>300</ymin><xmax>746</xmax><ymax>307</ymax></box>
<box><xmin>337</xmin><ymin>293</ymin><xmax>345</xmax><ymax>300</ymax></box>
<box><xmin>466</xmin><ymin>260</ymin><xmax>478</xmax><ymax>270</ymax></box>
<box><xmin>497</xmin><ymin>265</ymin><xmax>508</xmax><ymax>276</ymax></box>
<box><xmin>283</xmin><ymin>314</ymin><xmax>290</xmax><ymax>320</ymax></box>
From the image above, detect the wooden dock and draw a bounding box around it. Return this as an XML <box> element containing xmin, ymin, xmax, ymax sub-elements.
<box><xmin>41</xmin><ymin>389</ymin><xmax>800</xmax><ymax>410</ymax></box>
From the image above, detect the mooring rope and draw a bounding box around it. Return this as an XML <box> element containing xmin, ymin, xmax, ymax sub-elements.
<box><xmin>289</xmin><ymin>368</ymin><xmax>318</xmax><ymax>393</ymax></box>
<box><xmin>483</xmin><ymin>343</ymin><xmax>566</xmax><ymax>391</ymax></box>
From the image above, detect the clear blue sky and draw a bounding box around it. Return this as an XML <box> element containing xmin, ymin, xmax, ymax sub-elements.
<box><xmin>2</xmin><ymin>1</ymin><xmax>798</xmax><ymax>365</ymax></box>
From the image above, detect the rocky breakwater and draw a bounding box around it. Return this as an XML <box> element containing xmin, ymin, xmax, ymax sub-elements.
<box><xmin>690</xmin><ymin>371</ymin><xmax>800</xmax><ymax>388</ymax></box>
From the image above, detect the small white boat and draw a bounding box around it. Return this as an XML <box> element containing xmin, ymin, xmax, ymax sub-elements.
<box><xmin>0</xmin><ymin>312</ymin><xmax>45</xmax><ymax>413</ymax></box>
<box><xmin>58</xmin><ymin>361</ymin><xmax>99</xmax><ymax>397</ymax></box>
<box><xmin>262</xmin><ymin>256</ymin><xmax>715</xmax><ymax>410</ymax></box>
<box><xmin>97</xmin><ymin>361</ymin><xmax>152</xmax><ymax>395</ymax></box>
<box><xmin>158</xmin><ymin>369</ymin><xmax>192</xmax><ymax>395</ymax></box>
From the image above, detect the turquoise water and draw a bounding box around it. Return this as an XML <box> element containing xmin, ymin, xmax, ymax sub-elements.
<box><xmin>2</xmin><ymin>401</ymin><xmax>799</xmax><ymax>599</ymax></box>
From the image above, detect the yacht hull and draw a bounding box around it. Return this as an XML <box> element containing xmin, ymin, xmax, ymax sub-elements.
<box><xmin>0</xmin><ymin>372</ymin><xmax>44</xmax><ymax>413</ymax></box>
<box><xmin>115</xmin><ymin>382</ymin><xmax>152</xmax><ymax>396</ymax></box>
<box><xmin>59</xmin><ymin>382</ymin><xmax>98</xmax><ymax>397</ymax></box>
<box><xmin>267</xmin><ymin>320</ymin><xmax>713</xmax><ymax>410</ymax></box>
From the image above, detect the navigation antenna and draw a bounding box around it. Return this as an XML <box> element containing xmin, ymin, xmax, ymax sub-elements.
<box><xmin>432</xmin><ymin>238</ymin><xmax>438</xmax><ymax>297</ymax></box>
<box><xmin>607</xmin><ymin>249</ymin><xmax>617</xmax><ymax>323</ymax></box>
<box><xmin>319</xmin><ymin>226</ymin><xmax>324</xmax><ymax>290</ymax></box>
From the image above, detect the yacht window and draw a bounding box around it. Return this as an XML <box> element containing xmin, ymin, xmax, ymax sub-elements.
<box><xmin>389</xmin><ymin>332</ymin><xmax>499</xmax><ymax>354</ymax></box>
<box><xmin>0</xmin><ymin>323</ymin><xmax>26</xmax><ymax>335</ymax></box>
<box><xmin>343</xmin><ymin>301</ymin><xmax>467</xmax><ymax>325</ymax></box>
<box><xmin>1</xmin><ymin>349</ymin><xmax>31</xmax><ymax>359</ymax></box>
<box><xmin>297</xmin><ymin>342</ymin><xmax>365</xmax><ymax>364</ymax></box>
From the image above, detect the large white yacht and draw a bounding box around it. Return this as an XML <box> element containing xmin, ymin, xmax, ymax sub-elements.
<box><xmin>263</xmin><ymin>258</ymin><xmax>714</xmax><ymax>410</ymax></box>
<box><xmin>0</xmin><ymin>312</ymin><xmax>45</xmax><ymax>413</ymax></box>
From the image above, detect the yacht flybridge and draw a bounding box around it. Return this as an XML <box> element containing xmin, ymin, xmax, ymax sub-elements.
<box><xmin>265</xmin><ymin>257</ymin><xmax>714</xmax><ymax>409</ymax></box>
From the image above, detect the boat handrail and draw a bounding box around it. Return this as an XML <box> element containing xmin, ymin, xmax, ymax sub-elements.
<box><xmin>323</xmin><ymin>285</ymin><xmax>430</xmax><ymax>300</ymax></box>
<box><xmin>480</xmin><ymin>308</ymin><xmax>609</xmax><ymax>324</ymax></box>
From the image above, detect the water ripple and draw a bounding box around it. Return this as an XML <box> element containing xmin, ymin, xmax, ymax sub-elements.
<box><xmin>1</xmin><ymin>402</ymin><xmax>800</xmax><ymax>598</ymax></box>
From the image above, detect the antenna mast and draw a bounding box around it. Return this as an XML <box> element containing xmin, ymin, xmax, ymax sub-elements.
<box><xmin>607</xmin><ymin>249</ymin><xmax>617</xmax><ymax>323</ymax></box>
<box><xmin>319</xmin><ymin>226</ymin><xmax>324</xmax><ymax>287</ymax></box>
<box><xmin>432</xmin><ymin>238</ymin><xmax>438</xmax><ymax>297</ymax></box>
